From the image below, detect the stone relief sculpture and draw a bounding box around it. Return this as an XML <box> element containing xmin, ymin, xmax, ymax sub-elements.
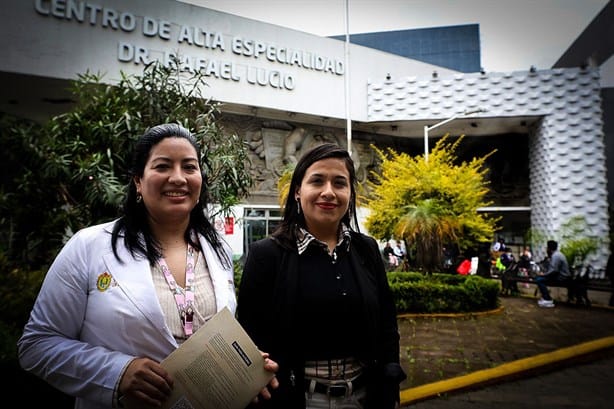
<box><xmin>282</xmin><ymin>127</ymin><xmax>339</xmax><ymax>166</ymax></box>
<box><xmin>223</xmin><ymin>116</ymin><xmax>373</xmax><ymax>197</ymax></box>
<box><xmin>282</xmin><ymin>127</ymin><xmax>307</xmax><ymax>165</ymax></box>
<box><xmin>243</xmin><ymin>129</ymin><xmax>280</xmax><ymax>195</ymax></box>
<box><xmin>281</xmin><ymin>127</ymin><xmax>365</xmax><ymax>181</ymax></box>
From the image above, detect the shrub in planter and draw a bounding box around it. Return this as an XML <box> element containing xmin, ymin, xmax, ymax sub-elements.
<box><xmin>388</xmin><ymin>272</ymin><xmax>500</xmax><ymax>313</ymax></box>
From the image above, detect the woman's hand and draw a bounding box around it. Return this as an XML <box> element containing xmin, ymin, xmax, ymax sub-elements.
<box><xmin>119</xmin><ymin>357</ymin><xmax>174</xmax><ymax>407</ymax></box>
<box><xmin>252</xmin><ymin>352</ymin><xmax>279</xmax><ymax>404</ymax></box>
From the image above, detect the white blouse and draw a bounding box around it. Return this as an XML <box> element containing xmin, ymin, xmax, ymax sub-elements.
<box><xmin>152</xmin><ymin>250</ymin><xmax>218</xmax><ymax>343</ymax></box>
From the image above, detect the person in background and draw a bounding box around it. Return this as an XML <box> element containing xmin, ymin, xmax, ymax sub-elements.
<box><xmin>383</xmin><ymin>241</ymin><xmax>398</xmax><ymax>270</ymax></box>
<box><xmin>499</xmin><ymin>248</ymin><xmax>519</xmax><ymax>295</ymax></box>
<box><xmin>237</xmin><ymin>143</ymin><xmax>406</xmax><ymax>408</ymax></box>
<box><xmin>534</xmin><ymin>240</ymin><xmax>571</xmax><ymax>308</ymax></box>
<box><xmin>499</xmin><ymin>248</ymin><xmax>515</xmax><ymax>269</ymax></box>
<box><xmin>515</xmin><ymin>246</ymin><xmax>533</xmax><ymax>290</ymax></box>
<box><xmin>517</xmin><ymin>246</ymin><xmax>532</xmax><ymax>272</ymax></box>
<box><xmin>490</xmin><ymin>238</ymin><xmax>506</xmax><ymax>277</ymax></box>
<box><xmin>491</xmin><ymin>237</ymin><xmax>506</xmax><ymax>252</ymax></box>
<box><xmin>393</xmin><ymin>241</ymin><xmax>405</xmax><ymax>263</ymax></box>
<box><xmin>17</xmin><ymin>124</ymin><xmax>278</xmax><ymax>409</ymax></box>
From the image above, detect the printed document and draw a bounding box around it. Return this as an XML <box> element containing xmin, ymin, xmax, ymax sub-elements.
<box><xmin>124</xmin><ymin>307</ymin><xmax>273</xmax><ymax>409</ymax></box>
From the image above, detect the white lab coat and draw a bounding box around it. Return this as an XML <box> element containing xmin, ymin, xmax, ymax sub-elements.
<box><xmin>17</xmin><ymin>220</ymin><xmax>237</xmax><ymax>409</ymax></box>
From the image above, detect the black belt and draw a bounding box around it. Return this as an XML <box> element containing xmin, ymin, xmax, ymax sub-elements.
<box><xmin>306</xmin><ymin>375</ymin><xmax>366</xmax><ymax>397</ymax></box>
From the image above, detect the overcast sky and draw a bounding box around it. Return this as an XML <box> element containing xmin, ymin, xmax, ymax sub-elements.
<box><xmin>179</xmin><ymin>0</ymin><xmax>608</xmax><ymax>73</ymax></box>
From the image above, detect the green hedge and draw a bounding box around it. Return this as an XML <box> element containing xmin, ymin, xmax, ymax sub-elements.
<box><xmin>388</xmin><ymin>272</ymin><xmax>500</xmax><ymax>313</ymax></box>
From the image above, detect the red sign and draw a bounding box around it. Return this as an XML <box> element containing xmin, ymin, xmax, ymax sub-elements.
<box><xmin>224</xmin><ymin>217</ymin><xmax>234</xmax><ymax>235</ymax></box>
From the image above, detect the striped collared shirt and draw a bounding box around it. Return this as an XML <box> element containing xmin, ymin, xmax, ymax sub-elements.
<box><xmin>296</xmin><ymin>223</ymin><xmax>352</xmax><ymax>259</ymax></box>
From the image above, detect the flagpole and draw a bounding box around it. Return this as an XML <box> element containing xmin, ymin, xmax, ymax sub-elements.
<box><xmin>344</xmin><ymin>0</ymin><xmax>352</xmax><ymax>156</ymax></box>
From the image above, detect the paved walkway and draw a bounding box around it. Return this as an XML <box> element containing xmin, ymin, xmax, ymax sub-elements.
<box><xmin>398</xmin><ymin>286</ymin><xmax>614</xmax><ymax>407</ymax></box>
<box><xmin>405</xmin><ymin>351</ymin><xmax>614</xmax><ymax>408</ymax></box>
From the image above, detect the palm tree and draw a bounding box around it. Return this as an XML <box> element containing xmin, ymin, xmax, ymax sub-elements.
<box><xmin>396</xmin><ymin>199</ymin><xmax>459</xmax><ymax>272</ymax></box>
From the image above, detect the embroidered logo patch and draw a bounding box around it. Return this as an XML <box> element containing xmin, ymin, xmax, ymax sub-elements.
<box><xmin>96</xmin><ymin>272</ymin><xmax>112</xmax><ymax>292</ymax></box>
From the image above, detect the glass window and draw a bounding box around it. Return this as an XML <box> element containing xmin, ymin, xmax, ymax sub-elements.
<box><xmin>243</xmin><ymin>207</ymin><xmax>283</xmax><ymax>256</ymax></box>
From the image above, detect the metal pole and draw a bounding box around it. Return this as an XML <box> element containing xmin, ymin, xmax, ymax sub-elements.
<box><xmin>424</xmin><ymin>124</ymin><xmax>429</xmax><ymax>162</ymax></box>
<box><xmin>424</xmin><ymin>114</ymin><xmax>458</xmax><ymax>162</ymax></box>
<box><xmin>423</xmin><ymin>108</ymin><xmax>486</xmax><ymax>162</ymax></box>
<box><xmin>344</xmin><ymin>0</ymin><xmax>352</xmax><ymax>156</ymax></box>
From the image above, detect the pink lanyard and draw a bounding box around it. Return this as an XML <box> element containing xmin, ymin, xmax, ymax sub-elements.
<box><xmin>158</xmin><ymin>243</ymin><xmax>196</xmax><ymax>337</ymax></box>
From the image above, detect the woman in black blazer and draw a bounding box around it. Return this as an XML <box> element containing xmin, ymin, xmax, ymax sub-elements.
<box><xmin>238</xmin><ymin>143</ymin><xmax>405</xmax><ymax>408</ymax></box>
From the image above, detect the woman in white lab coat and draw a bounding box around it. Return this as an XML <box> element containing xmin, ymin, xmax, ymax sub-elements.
<box><xmin>18</xmin><ymin>124</ymin><xmax>278</xmax><ymax>409</ymax></box>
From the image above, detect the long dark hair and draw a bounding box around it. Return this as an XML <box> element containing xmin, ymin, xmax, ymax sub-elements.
<box><xmin>272</xmin><ymin>143</ymin><xmax>360</xmax><ymax>247</ymax></box>
<box><xmin>111</xmin><ymin>123</ymin><xmax>231</xmax><ymax>268</ymax></box>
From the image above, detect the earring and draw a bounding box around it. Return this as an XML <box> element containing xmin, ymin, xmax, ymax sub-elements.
<box><xmin>296</xmin><ymin>197</ymin><xmax>301</xmax><ymax>214</ymax></box>
<box><xmin>136</xmin><ymin>193</ymin><xmax>142</xmax><ymax>203</ymax></box>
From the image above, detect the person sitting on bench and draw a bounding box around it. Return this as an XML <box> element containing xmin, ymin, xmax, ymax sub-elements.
<box><xmin>535</xmin><ymin>240</ymin><xmax>571</xmax><ymax>308</ymax></box>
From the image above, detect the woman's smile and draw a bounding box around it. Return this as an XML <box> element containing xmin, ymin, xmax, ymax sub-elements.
<box><xmin>316</xmin><ymin>202</ymin><xmax>337</xmax><ymax>210</ymax></box>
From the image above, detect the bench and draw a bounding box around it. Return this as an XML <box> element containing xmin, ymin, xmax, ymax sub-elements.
<box><xmin>499</xmin><ymin>263</ymin><xmax>613</xmax><ymax>307</ymax></box>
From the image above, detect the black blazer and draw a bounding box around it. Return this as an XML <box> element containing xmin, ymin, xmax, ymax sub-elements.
<box><xmin>237</xmin><ymin>232</ymin><xmax>405</xmax><ymax>408</ymax></box>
